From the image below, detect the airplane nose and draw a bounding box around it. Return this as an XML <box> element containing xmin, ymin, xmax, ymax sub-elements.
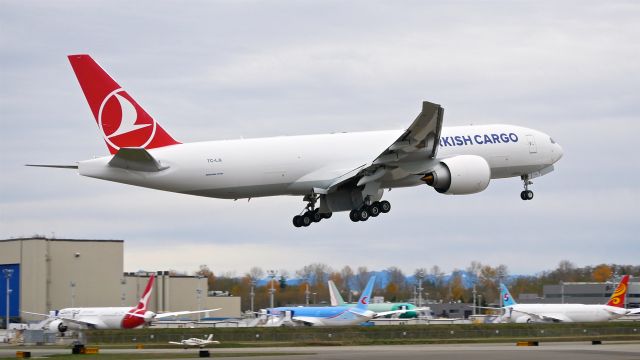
<box><xmin>555</xmin><ymin>143</ymin><xmax>563</xmax><ymax>162</ymax></box>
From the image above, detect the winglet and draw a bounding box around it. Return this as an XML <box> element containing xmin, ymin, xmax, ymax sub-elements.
<box><xmin>355</xmin><ymin>276</ymin><xmax>376</xmax><ymax>311</ymax></box>
<box><xmin>328</xmin><ymin>280</ymin><xmax>346</xmax><ymax>306</ymax></box>
<box><xmin>500</xmin><ymin>283</ymin><xmax>517</xmax><ymax>307</ymax></box>
<box><xmin>607</xmin><ymin>275</ymin><xmax>630</xmax><ymax>308</ymax></box>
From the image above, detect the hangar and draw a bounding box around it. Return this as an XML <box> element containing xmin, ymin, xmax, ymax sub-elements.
<box><xmin>0</xmin><ymin>237</ymin><xmax>240</xmax><ymax>326</ymax></box>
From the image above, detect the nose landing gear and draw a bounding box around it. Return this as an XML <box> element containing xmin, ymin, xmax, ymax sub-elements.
<box><xmin>520</xmin><ymin>175</ymin><xmax>534</xmax><ymax>200</ymax></box>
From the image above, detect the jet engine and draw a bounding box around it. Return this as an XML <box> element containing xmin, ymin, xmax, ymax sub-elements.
<box><xmin>421</xmin><ymin>155</ymin><xmax>490</xmax><ymax>195</ymax></box>
<box><xmin>48</xmin><ymin>319</ymin><xmax>68</xmax><ymax>333</ymax></box>
<box><xmin>515</xmin><ymin>316</ymin><xmax>533</xmax><ymax>323</ymax></box>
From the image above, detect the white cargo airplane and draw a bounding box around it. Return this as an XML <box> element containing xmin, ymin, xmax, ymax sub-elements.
<box><xmin>29</xmin><ymin>55</ymin><xmax>563</xmax><ymax>227</ymax></box>
<box><xmin>169</xmin><ymin>334</ymin><xmax>220</xmax><ymax>348</ymax></box>
<box><xmin>23</xmin><ymin>275</ymin><xmax>219</xmax><ymax>333</ymax></box>
<box><xmin>496</xmin><ymin>275</ymin><xmax>640</xmax><ymax>323</ymax></box>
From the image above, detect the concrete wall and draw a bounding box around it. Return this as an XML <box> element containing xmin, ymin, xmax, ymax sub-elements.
<box><xmin>1</xmin><ymin>238</ymin><xmax>123</xmax><ymax>322</ymax></box>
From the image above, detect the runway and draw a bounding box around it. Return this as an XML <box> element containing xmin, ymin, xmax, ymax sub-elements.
<box><xmin>1</xmin><ymin>342</ymin><xmax>640</xmax><ymax>360</ymax></box>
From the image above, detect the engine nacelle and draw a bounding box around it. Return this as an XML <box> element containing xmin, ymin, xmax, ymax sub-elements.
<box><xmin>515</xmin><ymin>316</ymin><xmax>533</xmax><ymax>323</ymax></box>
<box><xmin>48</xmin><ymin>319</ymin><xmax>68</xmax><ymax>333</ymax></box>
<box><xmin>422</xmin><ymin>155</ymin><xmax>490</xmax><ymax>195</ymax></box>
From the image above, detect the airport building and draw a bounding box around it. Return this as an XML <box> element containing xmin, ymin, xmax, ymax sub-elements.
<box><xmin>0</xmin><ymin>237</ymin><xmax>240</xmax><ymax>325</ymax></box>
<box><xmin>518</xmin><ymin>280</ymin><xmax>640</xmax><ymax>307</ymax></box>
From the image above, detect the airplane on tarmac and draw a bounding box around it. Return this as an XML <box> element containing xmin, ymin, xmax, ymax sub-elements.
<box><xmin>266</xmin><ymin>276</ymin><xmax>411</xmax><ymax>326</ymax></box>
<box><xmin>23</xmin><ymin>274</ymin><xmax>220</xmax><ymax>333</ymax></box>
<box><xmin>29</xmin><ymin>55</ymin><xmax>563</xmax><ymax>227</ymax></box>
<box><xmin>494</xmin><ymin>275</ymin><xmax>640</xmax><ymax>323</ymax></box>
<box><xmin>328</xmin><ymin>280</ymin><xmax>424</xmax><ymax>318</ymax></box>
<box><xmin>169</xmin><ymin>334</ymin><xmax>220</xmax><ymax>349</ymax></box>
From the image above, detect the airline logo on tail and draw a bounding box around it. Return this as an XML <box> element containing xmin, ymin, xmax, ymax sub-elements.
<box><xmin>99</xmin><ymin>89</ymin><xmax>156</xmax><ymax>150</ymax></box>
<box><xmin>607</xmin><ymin>275</ymin><xmax>630</xmax><ymax>308</ymax></box>
<box><xmin>68</xmin><ymin>54</ymin><xmax>180</xmax><ymax>154</ymax></box>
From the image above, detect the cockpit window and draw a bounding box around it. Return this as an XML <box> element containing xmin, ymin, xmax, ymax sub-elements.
<box><xmin>550</xmin><ymin>137</ymin><xmax>556</xmax><ymax>144</ymax></box>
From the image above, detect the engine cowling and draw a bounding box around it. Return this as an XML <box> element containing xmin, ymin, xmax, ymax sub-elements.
<box><xmin>421</xmin><ymin>155</ymin><xmax>490</xmax><ymax>195</ymax></box>
<box><xmin>515</xmin><ymin>316</ymin><xmax>533</xmax><ymax>323</ymax></box>
<box><xmin>48</xmin><ymin>319</ymin><xmax>68</xmax><ymax>333</ymax></box>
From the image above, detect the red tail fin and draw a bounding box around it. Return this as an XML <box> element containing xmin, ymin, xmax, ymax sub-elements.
<box><xmin>606</xmin><ymin>275</ymin><xmax>630</xmax><ymax>308</ymax></box>
<box><xmin>136</xmin><ymin>274</ymin><xmax>155</xmax><ymax>310</ymax></box>
<box><xmin>67</xmin><ymin>54</ymin><xmax>180</xmax><ymax>154</ymax></box>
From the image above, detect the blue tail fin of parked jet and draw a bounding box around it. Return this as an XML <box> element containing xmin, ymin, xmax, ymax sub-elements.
<box><xmin>500</xmin><ymin>283</ymin><xmax>517</xmax><ymax>307</ymax></box>
<box><xmin>355</xmin><ymin>276</ymin><xmax>376</xmax><ymax>312</ymax></box>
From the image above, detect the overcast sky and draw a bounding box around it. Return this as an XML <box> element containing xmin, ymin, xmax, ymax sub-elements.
<box><xmin>1</xmin><ymin>1</ymin><xmax>638</xmax><ymax>277</ymax></box>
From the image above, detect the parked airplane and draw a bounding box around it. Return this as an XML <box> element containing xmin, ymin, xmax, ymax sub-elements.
<box><xmin>266</xmin><ymin>276</ymin><xmax>410</xmax><ymax>326</ymax></box>
<box><xmin>23</xmin><ymin>275</ymin><xmax>219</xmax><ymax>333</ymax></box>
<box><xmin>29</xmin><ymin>55</ymin><xmax>563</xmax><ymax>227</ymax></box>
<box><xmin>496</xmin><ymin>275</ymin><xmax>640</xmax><ymax>323</ymax></box>
<box><xmin>169</xmin><ymin>334</ymin><xmax>220</xmax><ymax>349</ymax></box>
<box><xmin>328</xmin><ymin>280</ymin><xmax>424</xmax><ymax>318</ymax></box>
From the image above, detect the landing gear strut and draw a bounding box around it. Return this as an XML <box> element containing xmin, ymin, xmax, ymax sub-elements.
<box><xmin>293</xmin><ymin>194</ymin><xmax>332</xmax><ymax>228</ymax></box>
<box><xmin>349</xmin><ymin>200</ymin><xmax>391</xmax><ymax>222</ymax></box>
<box><xmin>520</xmin><ymin>175</ymin><xmax>534</xmax><ymax>201</ymax></box>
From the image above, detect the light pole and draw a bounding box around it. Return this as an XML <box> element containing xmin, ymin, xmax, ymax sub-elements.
<box><xmin>312</xmin><ymin>292</ymin><xmax>317</xmax><ymax>305</ymax></box>
<box><xmin>304</xmin><ymin>281</ymin><xmax>310</xmax><ymax>306</ymax></box>
<box><xmin>250</xmin><ymin>279</ymin><xmax>256</xmax><ymax>313</ymax></box>
<box><xmin>196</xmin><ymin>275</ymin><xmax>203</xmax><ymax>321</ymax></box>
<box><xmin>267</xmin><ymin>270</ymin><xmax>277</xmax><ymax>308</ymax></box>
<box><xmin>472</xmin><ymin>283</ymin><xmax>477</xmax><ymax>316</ymax></box>
<box><xmin>560</xmin><ymin>281</ymin><xmax>564</xmax><ymax>304</ymax></box>
<box><xmin>416</xmin><ymin>270</ymin><xmax>425</xmax><ymax>308</ymax></box>
<box><xmin>3</xmin><ymin>269</ymin><xmax>13</xmax><ymax>330</ymax></box>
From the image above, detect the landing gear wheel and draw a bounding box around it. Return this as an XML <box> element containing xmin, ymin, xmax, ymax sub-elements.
<box><xmin>293</xmin><ymin>215</ymin><xmax>303</xmax><ymax>227</ymax></box>
<box><xmin>525</xmin><ymin>190</ymin><xmax>534</xmax><ymax>200</ymax></box>
<box><xmin>349</xmin><ymin>209</ymin><xmax>360</xmax><ymax>222</ymax></box>
<box><xmin>322</xmin><ymin>212</ymin><xmax>333</xmax><ymax>219</ymax></box>
<box><xmin>368</xmin><ymin>202</ymin><xmax>381</xmax><ymax>217</ymax></box>
<box><xmin>310</xmin><ymin>209</ymin><xmax>323</xmax><ymax>223</ymax></box>
<box><xmin>300</xmin><ymin>214</ymin><xmax>312</xmax><ymax>227</ymax></box>
<box><xmin>357</xmin><ymin>207</ymin><xmax>370</xmax><ymax>221</ymax></box>
<box><xmin>380</xmin><ymin>200</ymin><xmax>391</xmax><ymax>213</ymax></box>
<box><xmin>520</xmin><ymin>191</ymin><xmax>527</xmax><ymax>201</ymax></box>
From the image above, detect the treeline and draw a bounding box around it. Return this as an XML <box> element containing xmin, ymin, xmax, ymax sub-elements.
<box><xmin>186</xmin><ymin>261</ymin><xmax>639</xmax><ymax>311</ymax></box>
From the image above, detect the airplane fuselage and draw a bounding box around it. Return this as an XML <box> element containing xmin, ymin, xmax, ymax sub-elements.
<box><xmin>54</xmin><ymin>307</ymin><xmax>146</xmax><ymax>330</ymax></box>
<box><xmin>79</xmin><ymin>124</ymin><xmax>562</xmax><ymax>201</ymax></box>
<box><xmin>506</xmin><ymin>304</ymin><xmax>627</xmax><ymax>323</ymax></box>
<box><xmin>268</xmin><ymin>306</ymin><xmax>372</xmax><ymax>326</ymax></box>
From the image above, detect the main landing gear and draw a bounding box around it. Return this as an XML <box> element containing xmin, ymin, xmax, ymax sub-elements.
<box><xmin>520</xmin><ymin>175</ymin><xmax>534</xmax><ymax>201</ymax></box>
<box><xmin>349</xmin><ymin>200</ymin><xmax>391</xmax><ymax>222</ymax></box>
<box><xmin>293</xmin><ymin>194</ymin><xmax>332</xmax><ymax>228</ymax></box>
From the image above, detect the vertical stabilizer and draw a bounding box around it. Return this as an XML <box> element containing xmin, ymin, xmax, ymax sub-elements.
<box><xmin>355</xmin><ymin>276</ymin><xmax>376</xmax><ymax>312</ymax></box>
<box><xmin>328</xmin><ymin>280</ymin><xmax>346</xmax><ymax>306</ymax></box>
<box><xmin>607</xmin><ymin>275</ymin><xmax>630</xmax><ymax>308</ymax></box>
<box><xmin>136</xmin><ymin>274</ymin><xmax>155</xmax><ymax>310</ymax></box>
<box><xmin>500</xmin><ymin>283</ymin><xmax>517</xmax><ymax>307</ymax></box>
<box><xmin>67</xmin><ymin>54</ymin><xmax>180</xmax><ymax>154</ymax></box>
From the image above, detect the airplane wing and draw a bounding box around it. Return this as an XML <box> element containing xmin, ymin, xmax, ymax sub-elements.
<box><xmin>22</xmin><ymin>311</ymin><xmax>102</xmax><ymax>327</ymax></box>
<box><xmin>291</xmin><ymin>316</ymin><xmax>324</xmax><ymax>326</ymax></box>
<box><xmin>512</xmin><ymin>309</ymin><xmax>571</xmax><ymax>322</ymax></box>
<box><xmin>373</xmin><ymin>309</ymin><xmax>410</xmax><ymax>318</ymax></box>
<box><xmin>168</xmin><ymin>342</ymin><xmax>185</xmax><ymax>345</ymax></box>
<box><xmin>108</xmin><ymin>147</ymin><xmax>168</xmax><ymax>172</ymax></box>
<box><xmin>154</xmin><ymin>308</ymin><xmax>220</xmax><ymax>319</ymax></box>
<box><xmin>628</xmin><ymin>308</ymin><xmax>640</xmax><ymax>315</ymax></box>
<box><xmin>324</xmin><ymin>101</ymin><xmax>443</xmax><ymax>192</ymax></box>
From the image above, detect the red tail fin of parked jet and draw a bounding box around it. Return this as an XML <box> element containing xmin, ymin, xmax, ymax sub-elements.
<box><xmin>68</xmin><ymin>54</ymin><xmax>180</xmax><ymax>154</ymax></box>
<box><xmin>607</xmin><ymin>274</ymin><xmax>630</xmax><ymax>308</ymax></box>
<box><xmin>136</xmin><ymin>274</ymin><xmax>155</xmax><ymax>310</ymax></box>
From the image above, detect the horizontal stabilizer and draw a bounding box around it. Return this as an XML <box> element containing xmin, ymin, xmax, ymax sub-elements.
<box><xmin>108</xmin><ymin>147</ymin><xmax>168</xmax><ymax>172</ymax></box>
<box><xmin>26</xmin><ymin>164</ymin><xmax>78</xmax><ymax>169</ymax></box>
